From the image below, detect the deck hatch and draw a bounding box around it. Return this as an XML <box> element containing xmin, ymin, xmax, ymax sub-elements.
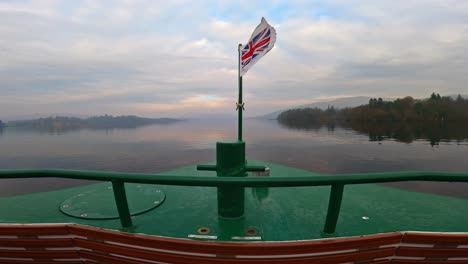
<box><xmin>60</xmin><ymin>183</ymin><xmax>165</xmax><ymax>220</ymax></box>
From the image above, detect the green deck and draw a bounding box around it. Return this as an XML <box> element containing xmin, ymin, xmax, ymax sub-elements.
<box><xmin>1</xmin><ymin>160</ymin><xmax>467</xmax><ymax>241</ymax></box>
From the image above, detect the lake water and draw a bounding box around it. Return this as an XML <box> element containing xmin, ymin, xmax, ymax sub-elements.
<box><xmin>1</xmin><ymin>118</ymin><xmax>468</xmax><ymax>198</ymax></box>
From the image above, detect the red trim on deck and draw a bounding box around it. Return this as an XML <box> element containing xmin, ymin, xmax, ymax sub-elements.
<box><xmin>0</xmin><ymin>224</ymin><xmax>466</xmax><ymax>263</ymax></box>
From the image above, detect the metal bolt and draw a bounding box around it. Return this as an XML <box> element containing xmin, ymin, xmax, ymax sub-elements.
<box><xmin>197</xmin><ymin>227</ymin><xmax>211</xmax><ymax>234</ymax></box>
<box><xmin>244</xmin><ymin>227</ymin><xmax>259</xmax><ymax>236</ymax></box>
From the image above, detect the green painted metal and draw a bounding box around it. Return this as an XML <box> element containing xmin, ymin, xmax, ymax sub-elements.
<box><xmin>216</xmin><ymin>141</ymin><xmax>246</xmax><ymax>218</ymax></box>
<box><xmin>60</xmin><ymin>183</ymin><xmax>165</xmax><ymax>220</ymax></box>
<box><xmin>111</xmin><ymin>180</ymin><xmax>133</xmax><ymax>228</ymax></box>
<box><xmin>245</xmin><ymin>165</ymin><xmax>268</xmax><ymax>172</ymax></box>
<box><xmin>237</xmin><ymin>43</ymin><xmax>243</xmax><ymax>141</ymax></box>
<box><xmin>216</xmin><ymin>142</ymin><xmax>246</xmax><ymax>176</ymax></box>
<box><xmin>323</xmin><ymin>184</ymin><xmax>344</xmax><ymax>234</ymax></box>
<box><xmin>197</xmin><ymin>164</ymin><xmax>217</xmax><ymax>171</ymax></box>
<box><xmin>1</xmin><ymin>161</ymin><xmax>468</xmax><ymax>241</ymax></box>
<box><xmin>197</xmin><ymin>164</ymin><xmax>266</xmax><ymax>172</ymax></box>
<box><xmin>1</xmin><ymin>170</ymin><xmax>468</xmax><ymax>187</ymax></box>
<box><xmin>1</xmin><ymin>168</ymin><xmax>468</xmax><ymax>231</ymax></box>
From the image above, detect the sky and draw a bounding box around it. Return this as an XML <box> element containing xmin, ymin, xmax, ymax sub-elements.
<box><xmin>1</xmin><ymin>0</ymin><xmax>468</xmax><ymax>120</ymax></box>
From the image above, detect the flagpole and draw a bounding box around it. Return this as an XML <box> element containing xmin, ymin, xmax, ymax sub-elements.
<box><xmin>237</xmin><ymin>43</ymin><xmax>243</xmax><ymax>142</ymax></box>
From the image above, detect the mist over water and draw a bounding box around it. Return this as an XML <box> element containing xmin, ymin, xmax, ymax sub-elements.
<box><xmin>1</xmin><ymin>119</ymin><xmax>468</xmax><ymax>198</ymax></box>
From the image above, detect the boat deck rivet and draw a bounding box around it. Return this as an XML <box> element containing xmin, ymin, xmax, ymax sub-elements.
<box><xmin>197</xmin><ymin>227</ymin><xmax>211</xmax><ymax>234</ymax></box>
<box><xmin>244</xmin><ymin>227</ymin><xmax>259</xmax><ymax>236</ymax></box>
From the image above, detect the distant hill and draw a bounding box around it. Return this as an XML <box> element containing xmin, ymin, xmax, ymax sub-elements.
<box><xmin>2</xmin><ymin>113</ymin><xmax>89</xmax><ymax>122</ymax></box>
<box><xmin>257</xmin><ymin>96</ymin><xmax>376</xmax><ymax>119</ymax></box>
<box><xmin>6</xmin><ymin>115</ymin><xmax>182</xmax><ymax>131</ymax></box>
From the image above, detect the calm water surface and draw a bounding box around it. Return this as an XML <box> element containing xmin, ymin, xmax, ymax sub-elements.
<box><xmin>1</xmin><ymin>119</ymin><xmax>468</xmax><ymax>197</ymax></box>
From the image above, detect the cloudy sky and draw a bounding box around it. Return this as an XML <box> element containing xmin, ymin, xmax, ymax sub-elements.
<box><xmin>1</xmin><ymin>0</ymin><xmax>467</xmax><ymax>120</ymax></box>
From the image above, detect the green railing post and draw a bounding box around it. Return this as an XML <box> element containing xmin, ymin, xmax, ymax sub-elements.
<box><xmin>323</xmin><ymin>184</ymin><xmax>344</xmax><ymax>234</ymax></box>
<box><xmin>111</xmin><ymin>180</ymin><xmax>133</xmax><ymax>228</ymax></box>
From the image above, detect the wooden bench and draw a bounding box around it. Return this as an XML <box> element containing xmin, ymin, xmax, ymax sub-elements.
<box><xmin>393</xmin><ymin>232</ymin><xmax>468</xmax><ymax>264</ymax></box>
<box><xmin>0</xmin><ymin>224</ymin><xmax>467</xmax><ymax>263</ymax></box>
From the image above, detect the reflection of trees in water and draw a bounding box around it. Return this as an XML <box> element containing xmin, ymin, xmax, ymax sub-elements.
<box><xmin>277</xmin><ymin>94</ymin><xmax>468</xmax><ymax>145</ymax></box>
<box><xmin>278</xmin><ymin>119</ymin><xmax>468</xmax><ymax>146</ymax></box>
<box><xmin>278</xmin><ymin>120</ymin><xmax>337</xmax><ymax>133</ymax></box>
<box><xmin>277</xmin><ymin>119</ymin><xmax>323</xmax><ymax>131</ymax></box>
<box><xmin>348</xmin><ymin>122</ymin><xmax>468</xmax><ymax>146</ymax></box>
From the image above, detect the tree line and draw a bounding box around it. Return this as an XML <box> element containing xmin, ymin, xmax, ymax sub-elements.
<box><xmin>4</xmin><ymin>115</ymin><xmax>181</xmax><ymax>131</ymax></box>
<box><xmin>278</xmin><ymin>93</ymin><xmax>468</xmax><ymax>126</ymax></box>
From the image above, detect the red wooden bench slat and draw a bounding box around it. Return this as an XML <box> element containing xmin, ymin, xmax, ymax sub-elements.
<box><xmin>0</xmin><ymin>249</ymin><xmax>79</xmax><ymax>259</ymax></box>
<box><xmin>75</xmin><ymin>238</ymin><xmax>395</xmax><ymax>264</ymax></box>
<box><xmin>69</xmin><ymin>224</ymin><xmax>401</xmax><ymax>256</ymax></box>
<box><xmin>0</xmin><ymin>224</ymin><xmax>69</xmax><ymax>236</ymax></box>
<box><xmin>0</xmin><ymin>261</ymin><xmax>83</xmax><ymax>264</ymax></box>
<box><xmin>392</xmin><ymin>261</ymin><xmax>468</xmax><ymax>264</ymax></box>
<box><xmin>4</xmin><ymin>223</ymin><xmax>468</xmax><ymax>263</ymax></box>
<box><xmin>80</xmin><ymin>250</ymin><xmax>152</xmax><ymax>264</ymax></box>
<box><xmin>396</xmin><ymin>246</ymin><xmax>468</xmax><ymax>258</ymax></box>
<box><xmin>0</xmin><ymin>238</ymin><xmax>74</xmax><ymax>247</ymax></box>
<box><xmin>403</xmin><ymin>232</ymin><xmax>468</xmax><ymax>245</ymax></box>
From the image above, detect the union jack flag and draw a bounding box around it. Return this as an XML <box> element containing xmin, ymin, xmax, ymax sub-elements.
<box><xmin>240</xmin><ymin>17</ymin><xmax>276</xmax><ymax>76</ymax></box>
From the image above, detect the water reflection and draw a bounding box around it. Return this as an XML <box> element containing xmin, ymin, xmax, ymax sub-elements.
<box><xmin>351</xmin><ymin>122</ymin><xmax>468</xmax><ymax>146</ymax></box>
<box><xmin>1</xmin><ymin>119</ymin><xmax>468</xmax><ymax>198</ymax></box>
<box><xmin>279</xmin><ymin>120</ymin><xmax>468</xmax><ymax>146</ymax></box>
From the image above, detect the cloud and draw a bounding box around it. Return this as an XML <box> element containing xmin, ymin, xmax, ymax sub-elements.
<box><xmin>123</xmin><ymin>95</ymin><xmax>230</xmax><ymax>116</ymax></box>
<box><xmin>1</xmin><ymin>0</ymin><xmax>467</xmax><ymax>119</ymax></box>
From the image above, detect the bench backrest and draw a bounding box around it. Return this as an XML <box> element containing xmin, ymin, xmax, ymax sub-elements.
<box><xmin>0</xmin><ymin>224</ymin><xmax>467</xmax><ymax>263</ymax></box>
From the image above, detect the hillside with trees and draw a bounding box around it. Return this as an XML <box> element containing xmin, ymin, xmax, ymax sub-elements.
<box><xmin>6</xmin><ymin>115</ymin><xmax>182</xmax><ymax>131</ymax></box>
<box><xmin>278</xmin><ymin>93</ymin><xmax>468</xmax><ymax>125</ymax></box>
<box><xmin>349</xmin><ymin>93</ymin><xmax>468</xmax><ymax>122</ymax></box>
